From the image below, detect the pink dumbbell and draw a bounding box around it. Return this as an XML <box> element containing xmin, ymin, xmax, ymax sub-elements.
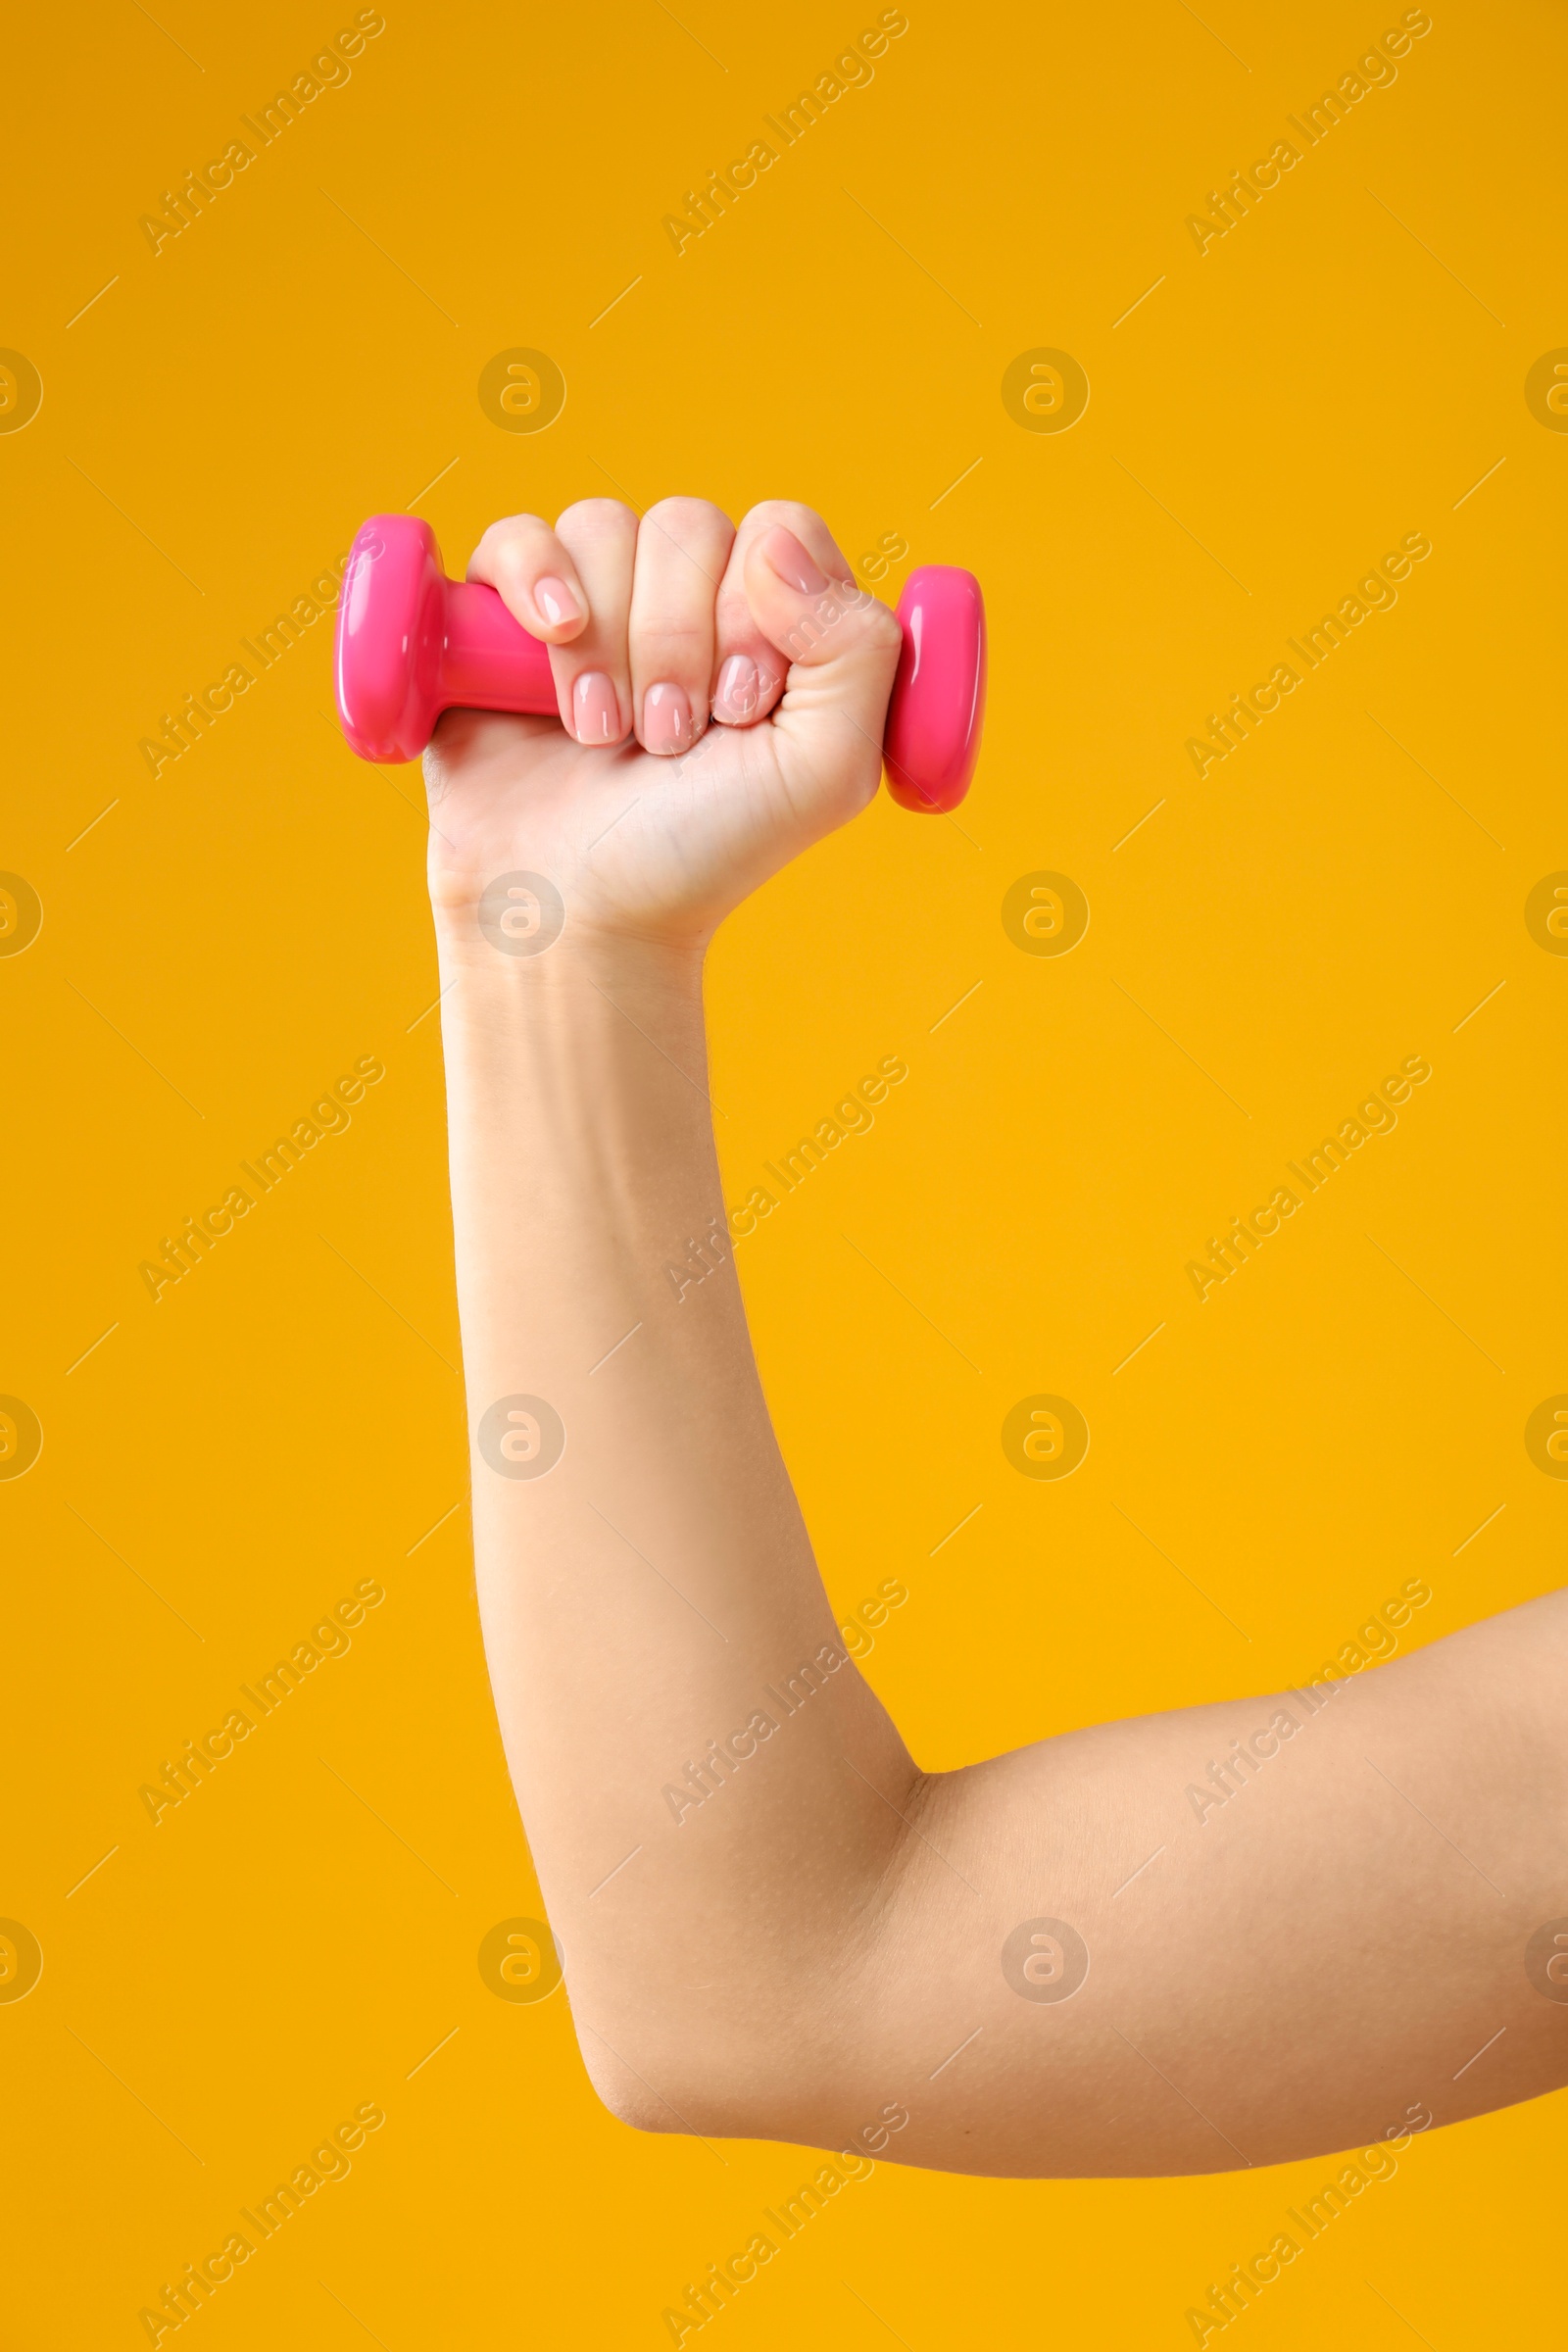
<box><xmin>332</xmin><ymin>514</ymin><xmax>985</xmax><ymax>811</ymax></box>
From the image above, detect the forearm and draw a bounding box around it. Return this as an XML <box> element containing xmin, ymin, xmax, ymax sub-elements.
<box><xmin>438</xmin><ymin>917</ymin><xmax>916</xmax><ymax>2121</ymax></box>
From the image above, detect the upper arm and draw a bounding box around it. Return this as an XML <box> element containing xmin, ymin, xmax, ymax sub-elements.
<box><xmin>703</xmin><ymin>1589</ymin><xmax>1568</xmax><ymax>2176</ymax></box>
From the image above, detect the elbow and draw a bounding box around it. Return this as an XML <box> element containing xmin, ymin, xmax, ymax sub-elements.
<box><xmin>573</xmin><ymin>2011</ymin><xmax>802</xmax><ymax>2143</ymax></box>
<box><xmin>575</xmin><ymin>2002</ymin><xmax>871</xmax><ymax>2150</ymax></box>
<box><xmin>563</xmin><ymin>1826</ymin><xmax>920</xmax><ymax>2144</ymax></box>
<box><xmin>574</xmin><ymin>2024</ymin><xmax>720</xmax><ymax>2138</ymax></box>
<box><xmin>586</xmin><ymin>2063</ymin><xmax>690</xmax><ymax>2138</ymax></box>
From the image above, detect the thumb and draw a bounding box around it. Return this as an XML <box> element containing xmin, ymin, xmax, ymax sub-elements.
<box><xmin>742</xmin><ymin>524</ymin><xmax>904</xmax><ymax>810</ymax></box>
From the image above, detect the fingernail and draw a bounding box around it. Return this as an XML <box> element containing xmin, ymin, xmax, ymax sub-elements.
<box><xmin>572</xmin><ymin>671</ymin><xmax>619</xmax><ymax>743</ymax></box>
<box><xmin>642</xmin><ymin>681</ymin><xmax>693</xmax><ymax>754</ymax></box>
<box><xmin>760</xmin><ymin>525</ymin><xmax>827</xmax><ymax>597</ymax></box>
<box><xmin>534</xmin><ymin>575</ymin><xmax>581</xmax><ymax>629</ymax></box>
<box><xmin>714</xmin><ymin>654</ymin><xmax>760</xmax><ymax>719</ymax></box>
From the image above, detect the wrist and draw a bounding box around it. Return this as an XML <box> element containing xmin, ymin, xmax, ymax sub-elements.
<box><xmin>430</xmin><ymin>904</ymin><xmax>707</xmax><ymax>1013</ymax></box>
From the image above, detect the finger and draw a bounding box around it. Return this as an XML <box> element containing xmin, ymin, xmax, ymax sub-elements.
<box><xmin>741</xmin><ymin>513</ymin><xmax>904</xmax><ymax>806</ymax></box>
<box><xmin>708</xmin><ymin>502</ymin><xmax>804</xmax><ymax>728</ymax></box>
<box><xmin>466</xmin><ymin>513</ymin><xmax>590</xmax><ymax>646</ymax></box>
<box><xmin>628</xmin><ymin>498</ymin><xmax>735</xmax><ymax>756</ymax></box>
<box><xmin>550</xmin><ymin>499</ymin><xmax>639</xmax><ymax>745</ymax></box>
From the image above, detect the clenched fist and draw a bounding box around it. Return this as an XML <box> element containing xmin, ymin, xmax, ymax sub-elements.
<box><xmin>423</xmin><ymin>497</ymin><xmax>905</xmax><ymax>953</ymax></box>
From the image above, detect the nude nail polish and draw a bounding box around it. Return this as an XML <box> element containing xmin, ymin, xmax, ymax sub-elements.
<box><xmin>642</xmin><ymin>681</ymin><xmax>693</xmax><ymax>754</ymax></box>
<box><xmin>572</xmin><ymin>671</ymin><xmax>619</xmax><ymax>743</ymax></box>
<box><xmin>760</xmin><ymin>526</ymin><xmax>828</xmax><ymax>596</ymax></box>
<box><xmin>534</xmin><ymin>575</ymin><xmax>581</xmax><ymax>628</ymax></box>
<box><xmin>715</xmin><ymin>655</ymin><xmax>760</xmax><ymax>718</ymax></box>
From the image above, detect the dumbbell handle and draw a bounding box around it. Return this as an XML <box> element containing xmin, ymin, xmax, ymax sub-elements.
<box><xmin>439</xmin><ymin>577</ymin><xmax>557</xmax><ymax>713</ymax></box>
<box><xmin>333</xmin><ymin>514</ymin><xmax>985</xmax><ymax>810</ymax></box>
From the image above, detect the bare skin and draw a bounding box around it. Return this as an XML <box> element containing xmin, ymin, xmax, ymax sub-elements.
<box><xmin>426</xmin><ymin>493</ymin><xmax>1568</xmax><ymax>2178</ymax></box>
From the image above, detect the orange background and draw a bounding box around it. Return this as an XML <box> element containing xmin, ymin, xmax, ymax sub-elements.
<box><xmin>4</xmin><ymin>0</ymin><xmax>1565</xmax><ymax>2341</ymax></box>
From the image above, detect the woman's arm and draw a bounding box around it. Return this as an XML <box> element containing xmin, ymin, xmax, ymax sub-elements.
<box><xmin>429</xmin><ymin>494</ymin><xmax>1568</xmax><ymax>2177</ymax></box>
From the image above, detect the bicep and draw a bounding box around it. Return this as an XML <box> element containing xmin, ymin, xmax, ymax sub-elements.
<box><xmin>794</xmin><ymin>1590</ymin><xmax>1568</xmax><ymax>2177</ymax></box>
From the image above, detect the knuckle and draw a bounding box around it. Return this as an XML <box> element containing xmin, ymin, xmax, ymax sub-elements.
<box><xmin>740</xmin><ymin>498</ymin><xmax>819</xmax><ymax>537</ymax></box>
<box><xmin>483</xmin><ymin>513</ymin><xmax>550</xmax><ymax>550</ymax></box>
<box><xmin>480</xmin><ymin>520</ymin><xmax>557</xmax><ymax>582</ymax></box>
<box><xmin>557</xmin><ymin>496</ymin><xmax>637</xmax><ymax>542</ymax></box>
<box><xmin>635</xmin><ymin>616</ymin><xmax>712</xmax><ymax>653</ymax></box>
<box><xmin>643</xmin><ymin>495</ymin><xmax>731</xmax><ymax>544</ymax></box>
